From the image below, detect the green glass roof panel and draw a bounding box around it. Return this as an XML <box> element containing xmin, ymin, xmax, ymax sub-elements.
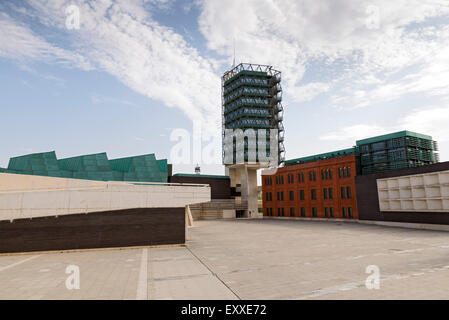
<box><xmin>285</xmin><ymin>148</ymin><xmax>355</xmax><ymax>166</ymax></box>
<box><xmin>356</xmin><ymin>131</ymin><xmax>433</xmax><ymax>146</ymax></box>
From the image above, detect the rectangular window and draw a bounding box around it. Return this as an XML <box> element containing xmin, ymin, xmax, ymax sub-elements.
<box><xmin>300</xmin><ymin>190</ymin><xmax>305</xmax><ymax>201</ymax></box>
<box><xmin>347</xmin><ymin>166</ymin><xmax>351</xmax><ymax>177</ymax></box>
<box><xmin>329</xmin><ymin>188</ymin><xmax>333</xmax><ymax>200</ymax></box>
<box><xmin>339</xmin><ymin>168</ymin><xmax>342</xmax><ymax>178</ymax></box>
<box><xmin>281</xmin><ymin>208</ymin><xmax>285</xmax><ymax>216</ymax></box>
<box><xmin>321</xmin><ymin>170</ymin><xmax>325</xmax><ymax>180</ymax></box>
<box><xmin>270</xmin><ymin>208</ymin><xmax>273</xmax><ymax>216</ymax></box>
<box><xmin>329</xmin><ymin>169</ymin><xmax>333</xmax><ymax>179</ymax></box>
<box><xmin>269</xmin><ymin>192</ymin><xmax>272</xmax><ymax>201</ymax></box>
<box><xmin>312</xmin><ymin>207</ymin><xmax>317</xmax><ymax>217</ymax></box>
<box><xmin>325</xmin><ymin>169</ymin><xmax>329</xmax><ymax>180</ymax></box>
<box><xmin>325</xmin><ymin>207</ymin><xmax>329</xmax><ymax>217</ymax></box>
<box><xmin>289</xmin><ymin>190</ymin><xmax>294</xmax><ymax>201</ymax></box>
<box><xmin>277</xmin><ymin>192</ymin><xmax>280</xmax><ymax>201</ymax></box>
<box><xmin>313</xmin><ymin>171</ymin><xmax>316</xmax><ymax>181</ymax></box>
<box><xmin>301</xmin><ymin>207</ymin><xmax>306</xmax><ymax>217</ymax></box>
<box><xmin>311</xmin><ymin>189</ymin><xmax>317</xmax><ymax>200</ymax></box>
<box><xmin>347</xmin><ymin>186</ymin><xmax>352</xmax><ymax>199</ymax></box>
<box><xmin>343</xmin><ymin>167</ymin><xmax>347</xmax><ymax>177</ymax></box>
<box><xmin>323</xmin><ymin>188</ymin><xmax>328</xmax><ymax>200</ymax></box>
<box><xmin>290</xmin><ymin>207</ymin><xmax>295</xmax><ymax>217</ymax></box>
<box><xmin>309</xmin><ymin>171</ymin><xmax>313</xmax><ymax>181</ymax></box>
<box><xmin>281</xmin><ymin>192</ymin><xmax>284</xmax><ymax>201</ymax></box>
<box><xmin>341</xmin><ymin>187</ymin><xmax>346</xmax><ymax>199</ymax></box>
<box><xmin>266</xmin><ymin>208</ymin><xmax>270</xmax><ymax>216</ymax></box>
<box><xmin>348</xmin><ymin>207</ymin><xmax>353</xmax><ymax>218</ymax></box>
<box><xmin>342</xmin><ymin>207</ymin><xmax>347</xmax><ymax>218</ymax></box>
<box><xmin>281</xmin><ymin>176</ymin><xmax>284</xmax><ymax>184</ymax></box>
<box><xmin>330</xmin><ymin>207</ymin><xmax>334</xmax><ymax>217</ymax></box>
<box><xmin>301</xmin><ymin>173</ymin><xmax>305</xmax><ymax>183</ymax></box>
<box><xmin>277</xmin><ymin>208</ymin><xmax>280</xmax><ymax>216</ymax></box>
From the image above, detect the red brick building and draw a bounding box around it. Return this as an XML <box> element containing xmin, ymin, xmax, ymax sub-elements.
<box><xmin>262</xmin><ymin>153</ymin><xmax>358</xmax><ymax>219</ymax></box>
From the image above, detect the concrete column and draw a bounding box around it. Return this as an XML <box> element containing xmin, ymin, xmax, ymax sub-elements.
<box><xmin>247</xmin><ymin>167</ymin><xmax>259</xmax><ymax>218</ymax></box>
<box><xmin>228</xmin><ymin>165</ymin><xmax>259</xmax><ymax>218</ymax></box>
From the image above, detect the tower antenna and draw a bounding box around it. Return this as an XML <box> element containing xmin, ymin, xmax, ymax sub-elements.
<box><xmin>232</xmin><ymin>38</ymin><xmax>236</xmax><ymax>68</ymax></box>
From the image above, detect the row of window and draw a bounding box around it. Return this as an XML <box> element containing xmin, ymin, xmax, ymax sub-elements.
<box><xmin>266</xmin><ymin>207</ymin><xmax>354</xmax><ymax>218</ymax></box>
<box><xmin>266</xmin><ymin>187</ymin><xmax>352</xmax><ymax>202</ymax></box>
<box><xmin>264</xmin><ymin>166</ymin><xmax>353</xmax><ymax>186</ymax></box>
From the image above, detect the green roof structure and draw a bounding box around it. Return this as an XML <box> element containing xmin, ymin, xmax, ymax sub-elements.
<box><xmin>356</xmin><ymin>131</ymin><xmax>433</xmax><ymax>146</ymax></box>
<box><xmin>1</xmin><ymin>151</ymin><xmax>169</xmax><ymax>183</ymax></box>
<box><xmin>285</xmin><ymin>148</ymin><xmax>355</xmax><ymax>166</ymax></box>
<box><xmin>356</xmin><ymin>130</ymin><xmax>439</xmax><ymax>175</ymax></box>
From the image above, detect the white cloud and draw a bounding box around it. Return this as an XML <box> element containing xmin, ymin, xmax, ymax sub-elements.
<box><xmin>399</xmin><ymin>107</ymin><xmax>449</xmax><ymax>142</ymax></box>
<box><xmin>198</xmin><ymin>0</ymin><xmax>449</xmax><ymax>105</ymax></box>
<box><xmin>0</xmin><ymin>12</ymin><xmax>92</xmax><ymax>70</ymax></box>
<box><xmin>319</xmin><ymin>124</ymin><xmax>387</xmax><ymax>142</ymax></box>
<box><xmin>288</xmin><ymin>82</ymin><xmax>331</xmax><ymax>103</ymax></box>
<box><xmin>2</xmin><ymin>0</ymin><xmax>449</xmax><ymax>142</ymax></box>
<box><xmin>2</xmin><ymin>0</ymin><xmax>221</xmax><ymax>134</ymax></box>
<box><xmin>319</xmin><ymin>106</ymin><xmax>449</xmax><ymax>148</ymax></box>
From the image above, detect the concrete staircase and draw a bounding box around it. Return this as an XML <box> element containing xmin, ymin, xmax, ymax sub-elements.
<box><xmin>189</xmin><ymin>199</ymin><xmax>248</xmax><ymax>220</ymax></box>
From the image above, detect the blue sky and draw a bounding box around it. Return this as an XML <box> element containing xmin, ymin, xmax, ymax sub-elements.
<box><xmin>1</xmin><ymin>0</ymin><xmax>449</xmax><ymax>175</ymax></box>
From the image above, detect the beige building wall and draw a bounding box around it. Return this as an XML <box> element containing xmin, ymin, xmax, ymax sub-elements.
<box><xmin>0</xmin><ymin>173</ymin><xmax>211</xmax><ymax>221</ymax></box>
<box><xmin>377</xmin><ymin>170</ymin><xmax>449</xmax><ymax>212</ymax></box>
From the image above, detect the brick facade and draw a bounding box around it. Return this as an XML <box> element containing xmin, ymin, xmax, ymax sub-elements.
<box><xmin>262</xmin><ymin>155</ymin><xmax>358</xmax><ymax>219</ymax></box>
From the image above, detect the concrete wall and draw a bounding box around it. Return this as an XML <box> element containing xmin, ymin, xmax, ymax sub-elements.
<box><xmin>378</xmin><ymin>170</ymin><xmax>449</xmax><ymax>212</ymax></box>
<box><xmin>0</xmin><ymin>173</ymin><xmax>210</xmax><ymax>221</ymax></box>
<box><xmin>168</xmin><ymin>175</ymin><xmax>231</xmax><ymax>199</ymax></box>
<box><xmin>0</xmin><ymin>207</ymin><xmax>185</xmax><ymax>254</ymax></box>
<box><xmin>356</xmin><ymin>161</ymin><xmax>449</xmax><ymax>225</ymax></box>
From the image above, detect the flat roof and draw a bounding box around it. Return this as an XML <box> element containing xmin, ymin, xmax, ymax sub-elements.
<box><xmin>173</xmin><ymin>173</ymin><xmax>230</xmax><ymax>179</ymax></box>
<box><xmin>356</xmin><ymin>130</ymin><xmax>433</xmax><ymax>146</ymax></box>
<box><xmin>1</xmin><ymin>220</ymin><xmax>448</xmax><ymax>300</ymax></box>
<box><xmin>285</xmin><ymin>148</ymin><xmax>355</xmax><ymax>166</ymax></box>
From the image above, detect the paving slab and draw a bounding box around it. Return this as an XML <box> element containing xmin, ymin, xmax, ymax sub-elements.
<box><xmin>0</xmin><ymin>219</ymin><xmax>448</xmax><ymax>299</ymax></box>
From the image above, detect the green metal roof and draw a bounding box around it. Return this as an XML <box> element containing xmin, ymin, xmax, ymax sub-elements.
<box><xmin>109</xmin><ymin>154</ymin><xmax>157</xmax><ymax>172</ymax></box>
<box><xmin>173</xmin><ymin>174</ymin><xmax>230</xmax><ymax>179</ymax></box>
<box><xmin>285</xmin><ymin>148</ymin><xmax>355</xmax><ymax>166</ymax></box>
<box><xmin>1</xmin><ymin>151</ymin><xmax>169</xmax><ymax>183</ymax></box>
<box><xmin>356</xmin><ymin>131</ymin><xmax>433</xmax><ymax>146</ymax></box>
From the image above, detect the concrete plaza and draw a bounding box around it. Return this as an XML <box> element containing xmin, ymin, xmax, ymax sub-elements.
<box><xmin>1</xmin><ymin>219</ymin><xmax>449</xmax><ymax>300</ymax></box>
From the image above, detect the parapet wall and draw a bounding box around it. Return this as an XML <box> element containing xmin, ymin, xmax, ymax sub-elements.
<box><xmin>0</xmin><ymin>173</ymin><xmax>210</xmax><ymax>221</ymax></box>
<box><xmin>0</xmin><ymin>173</ymin><xmax>211</xmax><ymax>253</ymax></box>
<box><xmin>356</xmin><ymin>161</ymin><xmax>449</xmax><ymax>225</ymax></box>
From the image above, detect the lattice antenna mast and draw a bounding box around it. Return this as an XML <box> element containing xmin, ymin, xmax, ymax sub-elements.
<box><xmin>232</xmin><ymin>38</ymin><xmax>236</xmax><ymax>68</ymax></box>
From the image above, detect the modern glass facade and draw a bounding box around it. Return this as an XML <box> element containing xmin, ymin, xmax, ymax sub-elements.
<box><xmin>356</xmin><ymin>131</ymin><xmax>439</xmax><ymax>175</ymax></box>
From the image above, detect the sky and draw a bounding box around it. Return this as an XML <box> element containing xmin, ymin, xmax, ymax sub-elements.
<box><xmin>1</xmin><ymin>0</ymin><xmax>449</xmax><ymax>175</ymax></box>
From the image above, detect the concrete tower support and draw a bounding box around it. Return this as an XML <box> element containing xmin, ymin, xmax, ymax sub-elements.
<box><xmin>227</xmin><ymin>164</ymin><xmax>260</xmax><ymax>218</ymax></box>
